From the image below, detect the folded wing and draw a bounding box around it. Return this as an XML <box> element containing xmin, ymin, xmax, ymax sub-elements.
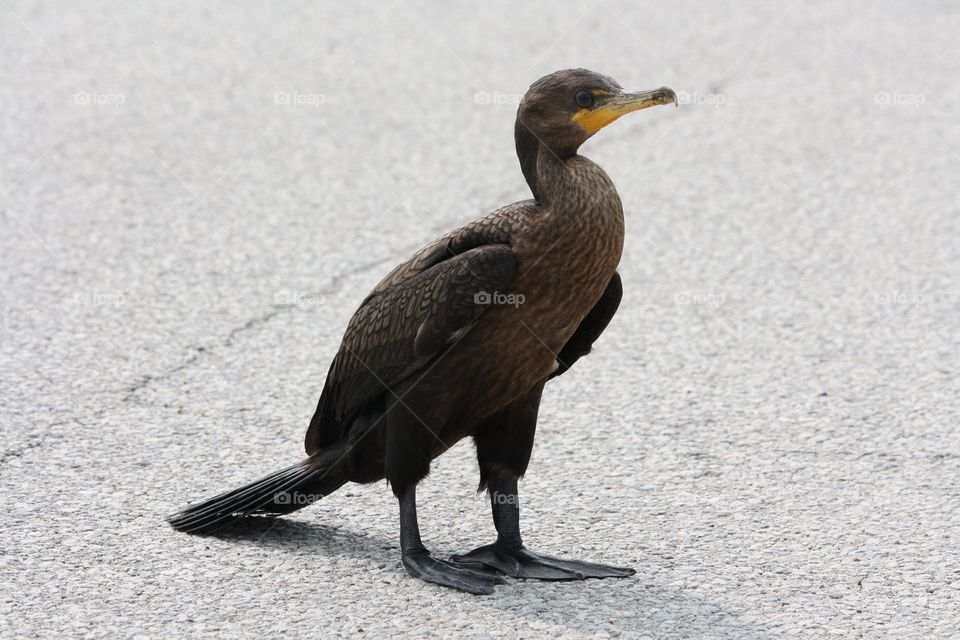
<box><xmin>306</xmin><ymin>242</ymin><xmax>517</xmax><ymax>454</ymax></box>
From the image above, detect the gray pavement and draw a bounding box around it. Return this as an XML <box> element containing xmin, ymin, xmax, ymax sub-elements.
<box><xmin>1</xmin><ymin>1</ymin><xmax>958</xmax><ymax>638</ymax></box>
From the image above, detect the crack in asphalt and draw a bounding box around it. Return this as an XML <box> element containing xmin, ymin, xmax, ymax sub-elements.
<box><xmin>0</xmin><ymin>421</ymin><xmax>71</xmax><ymax>471</ymax></box>
<box><xmin>122</xmin><ymin>214</ymin><xmax>473</xmax><ymax>405</ymax></box>
<box><xmin>122</xmin><ymin>249</ymin><xmax>413</xmax><ymax>405</ymax></box>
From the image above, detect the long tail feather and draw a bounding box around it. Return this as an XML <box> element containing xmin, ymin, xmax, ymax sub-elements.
<box><xmin>167</xmin><ymin>448</ymin><xmax>347</xmax><ymax>534</ymax></box>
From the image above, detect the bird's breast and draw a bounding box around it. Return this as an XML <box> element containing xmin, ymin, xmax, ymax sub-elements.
<box><xmin>509</xmin><ymin>200</ymin><xmax>624</xmax><ymax>353</ymax></box>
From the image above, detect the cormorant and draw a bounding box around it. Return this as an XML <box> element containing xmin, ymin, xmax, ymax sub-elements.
<box><xmin>169</xmin><ymin>69</ymin><xmax>677</xmax><ymax>594</ymax></box>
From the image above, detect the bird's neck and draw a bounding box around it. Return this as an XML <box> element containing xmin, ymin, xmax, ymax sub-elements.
<box><xmin>515</xmin><ymin>119</ymin><xmax>578</xmax><ymax>206</ymax></box>
<box><xmin>515</xmin><ymin>122</ymin><xmax>620</xmax><ymax>219</ymax></box>
<box><xmin>515</xmin><ymin>120</ymin><xmax>613</xmax><ymax>212</ymax></box>
<box><xmin>515</xmin><ymin>133</ymin><xmax>575</xmax><ymax>206</ymax></box>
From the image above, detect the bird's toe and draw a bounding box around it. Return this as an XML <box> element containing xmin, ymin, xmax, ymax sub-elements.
<box><xmin>450</xmin><ymin>543</ymin><xmax>636</xmax><ymax>581</ymax></box>
<box><xmin>403</xmin><ymin>551</ymin><xmax>503</xmax><ymax>595</ymax></box>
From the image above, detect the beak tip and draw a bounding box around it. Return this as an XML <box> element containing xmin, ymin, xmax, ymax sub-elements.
<box><xmin>663</xmin><ymin>87</ymin><xmax>678</xmax><ymax>107</ymax></box>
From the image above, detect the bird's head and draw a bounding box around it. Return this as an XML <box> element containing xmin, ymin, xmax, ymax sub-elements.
<box><xmin>516</xmin><ymin>69</ymin><xmax>677</xmax><ymax>158</ymax></box>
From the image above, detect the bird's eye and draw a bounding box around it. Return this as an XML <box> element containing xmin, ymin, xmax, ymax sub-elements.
<box><xmin>575</xmin><ymin>90</ymin><xmax>592</xmax><ymax>108</ymax></box>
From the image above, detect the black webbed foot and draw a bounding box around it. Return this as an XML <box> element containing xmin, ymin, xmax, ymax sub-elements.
<box><xmin>449</xmin><ymin>542</ymin><xmax>635</xmax><ymax>581</ymax></box>
<box><xmin>402</xmin><ymin>548</ymin><xmax>505</xmax><ymax>595</ymax></box>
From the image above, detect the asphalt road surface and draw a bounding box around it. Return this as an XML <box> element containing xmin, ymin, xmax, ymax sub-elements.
<box><xmin>2</xmin><ymin>1</ymin><xmax>958</xmax><ymax>638</ymax></box>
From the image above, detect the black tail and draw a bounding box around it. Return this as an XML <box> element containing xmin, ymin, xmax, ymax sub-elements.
<box><xmin>167</xmin><ymin>448</ymin><xmax>348</xmax><ymax>534</ymax></box>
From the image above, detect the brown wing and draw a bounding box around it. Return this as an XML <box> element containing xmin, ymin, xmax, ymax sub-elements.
<box><xmin>362</xmin><ymin>204</ymin><xmax>528</xmax><ymax>304</ymax></box>
<box><xmin>550</xmin><ymin>271</ymin><xmax>622</xmax><ymax>379</ymax></box>
<box><xmin>306</xmin><ymin>243</ymin><xmax>517</xmax><ymax>454</ymax></box>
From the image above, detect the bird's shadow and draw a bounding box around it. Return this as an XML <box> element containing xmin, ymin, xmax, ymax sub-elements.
<box><xmin>206</xmin><ymin>517</ymin><xmax>771</xmax><ymax>638</ymax></box>
<box><xmin>207</xmin><ymin>515</ymin><xmax>398</xmax><ymax>563</ymax></box>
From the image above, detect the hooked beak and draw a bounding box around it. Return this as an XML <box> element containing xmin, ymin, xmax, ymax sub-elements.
<box><xmin>572</xmin><ymin>87</ymin><xmax>678</xmax><ymax>134</ymax></box>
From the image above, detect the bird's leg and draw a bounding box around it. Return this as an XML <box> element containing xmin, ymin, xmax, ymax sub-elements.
<box><xmin>396</xmin><ymin>484</ymin><xmax>504</xmax><ymax>595</ymax></box>
<box><xmin>449</xmin><ymin>475</ymin><xmax>636</xmax><ymax>580</ymax></box>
